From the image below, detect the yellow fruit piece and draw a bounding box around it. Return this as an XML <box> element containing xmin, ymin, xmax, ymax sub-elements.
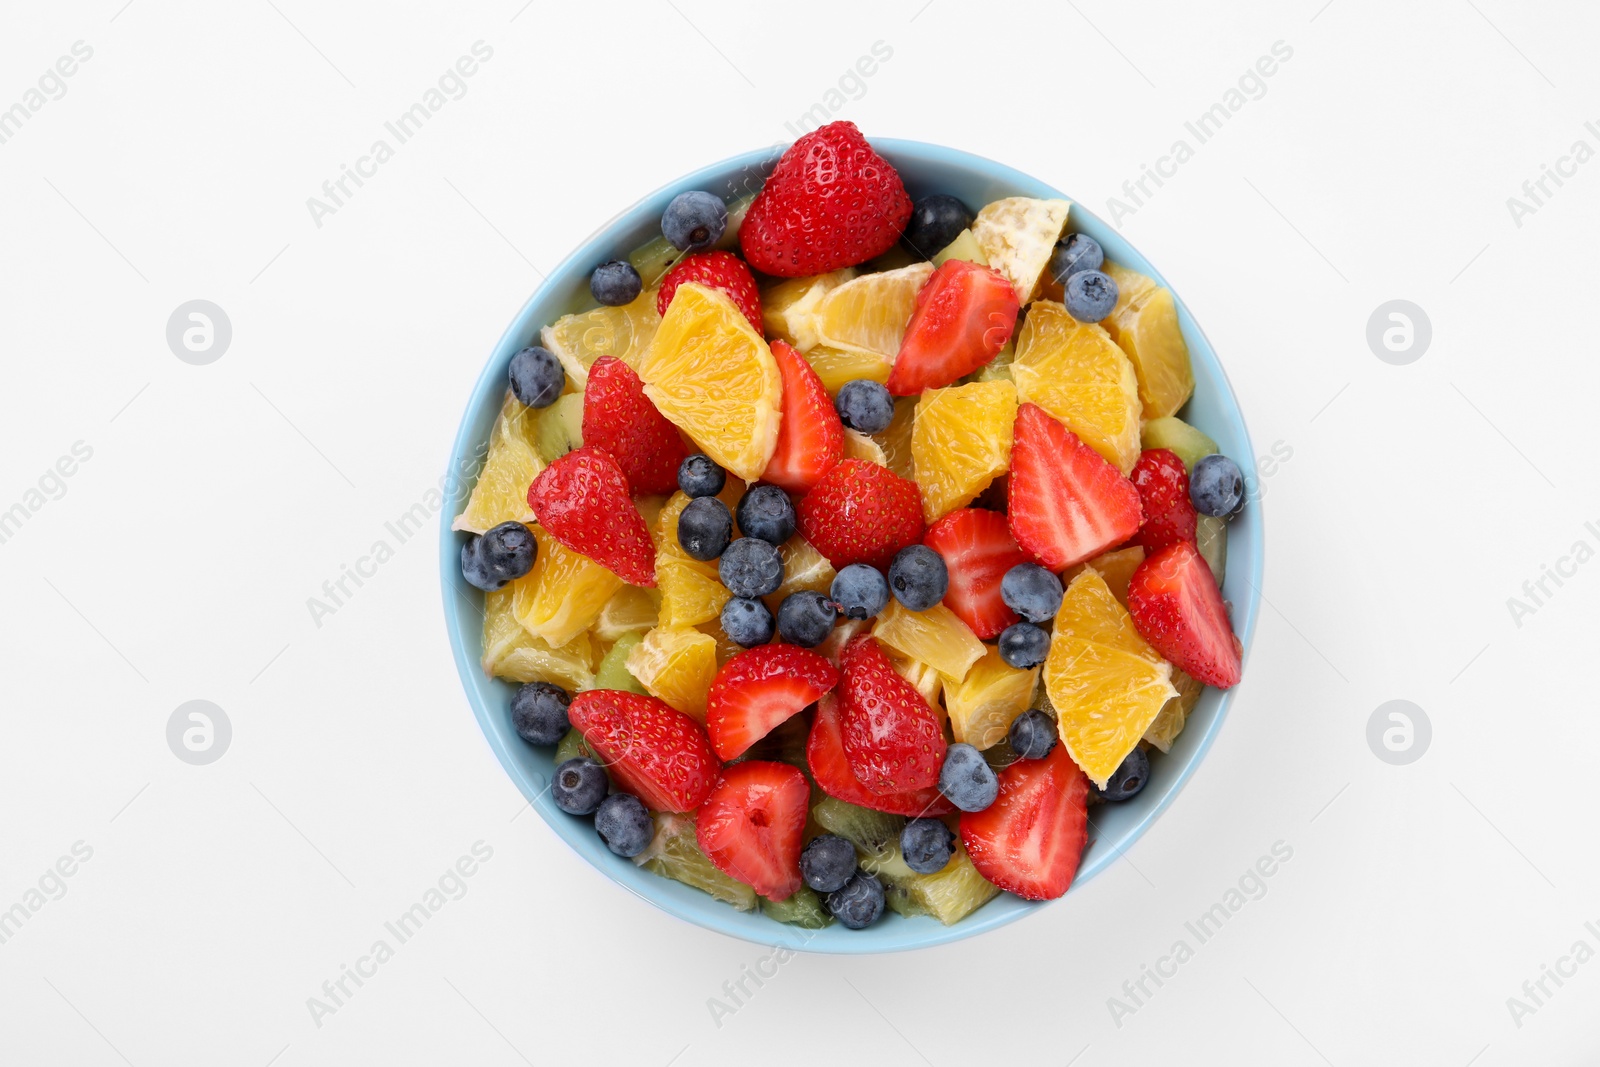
<box><xmin>943</xmin><ymin>646</ymin><xmax>1039</xmax><ymax>749</ymax></box>
<box><xmin>902</xmin><ymin>843</ymin><xmax>1000</xmax><ymax>925</ymax></box>
<box><xmin>763</xmin><ymin>269</ymin><xmax>854</xmax><ymax>350</ymax></box>
<box><xmin>482</xmin><ymin>588</ymin><xmax>596</xmax><ymax>690</ymax></box>
<box><xmin>873</xmin><ymin>600</ymin><xmax>985</xmax><ymax>683</ymax></box>
<box><xmin>654</xmin><ymin>491</ymin><xmax>732</xmax><ymax>628</ymax></box>
<box><xmin>1144</xmin><ymin>668</ymin><xmax>1202</xmax><ymax>752</ymax></box>
<box><xmin>695</xmin><ymin>620</ymin><xmax>744</xmax><ymax>667</ymax></box>
<box><xmin>811</xmin><ymin>262</ymin><xmax>934</xmax><ymax>361</ymax></box>
<box><xmin>594</xmin><ymin>584</ymin><xmax>661</xmax><ymax>643</ymax></box>
<box><xmin>627</xmin><ymin>626</ymin><xmax>718</xmax><ymax>721</ymax></box>
<box><xmin>931</xmin><ymin>228</ymin><xmax>988</xmax><ymax>268</ymax></box>
<box><xmin>879</xmin><ymin>397</ymin><xmax>918</xmax><ymax>480</ymax></box>
<box><xmin>540</xmin><ymin>288</ymin><xmax>661</xmax><ymax>388</ymax></box>
<box><xmin>639</xmin><ymin>284</ymin><xmax>782</xmax><ymax>481</ymax></box>
<box><xmin>1102</xmin><ymin>262</ymin><xmax>1194</xmax><ymax>419</ymax></box>
<box><xmin>1012</xmin><ymin>301</ymin><xmax>1141</xmax><ymax>474</ymax></box>
<box><xmin>911</xmin><ymin>380</ymin><xmax>1018</xmax><ymax>523</ymax></box>
<box><xmin>817</xmin><ymin>617</ymin><xmax>870</xmax><ymax>665</ymax></box>
<box><xmin>889</xmin><ymin>654</ymin><xmax>946</xmax><ymax>722</ymax></box>
<box><xmin>804</xmin><ymin>345</ymin><xmax>891</xmax><ymax>397</ymax></box>
<box><xmin>1064</xmin><ymin>546</ymin><xmax>1146</xmax><ymax>609</ymax></box>
<box><xmin>842</xmin><ymin>429</ymin><xmax>887</xmax><ymax>465</ymax></box>
<box><xmin>762</xmin><ymin>536</ymin><xmax>836</xmax><ymax>614</ymax></box>
<box><xmin>510</xmin><ymin>526</ymin><xmax>623</xmax><ymax>648</ymax></box>
<box><xmin>971</xmin><ymin>197</ymin><xmax>1071</xmax><ymax>304</ymax></box>
<box><xmin>452</xmin><ymin>391</ymin><xmax>542</xmax><ymax>534</ymax></box>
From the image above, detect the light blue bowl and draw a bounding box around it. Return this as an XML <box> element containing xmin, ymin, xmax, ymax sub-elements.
<box><xmin>441</xmin><ymin>140</ymin><xmax>1261</xmax><ymax>954</ymax></box>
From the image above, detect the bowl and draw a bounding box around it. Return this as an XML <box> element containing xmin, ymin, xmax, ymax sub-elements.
<box><xmin>440</xmin><ymin>139</ymin><xmax>1262</xmax><ymax>954</ymax></box>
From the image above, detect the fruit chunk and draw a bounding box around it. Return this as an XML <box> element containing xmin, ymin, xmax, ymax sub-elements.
<box><xmin>527</xmin><ymin>447</ymin><xmax>656</xmax><ymax>587</ymax></box>
<box><xmin>1101</xmin><ymin>262</ymin><xmax>1193</xmax><ymax>418</ymax></box>
<box><xmin>807</xmin><ymin>694</ymin><xmax>953</xmax><ymax>816</ymax></box>
<box><xmin>761</xmin><ymin>535</ymin><xmax>836</xmax><ymax>615</ymax></box>
<box><xmin>453</xmin><ymin>391</ymin><xmax>542</xmax><ymax>534</ymax></box>
<box><xmin>567</xmin><ymin>689</ymin><xmax>721</xmax><ymax>813</ymax></box>
<box><xmin>762</xmin><ymin>340</ymin><xmax>844</xmax><ymax>494</ymax></box>
<box><xmin>540</xmin><ymin>288</ymin><xmax>660</xmax><ymax>388</ymax></box>
<box><xmin>796</xmin><ymin>459</ymin><xmax>925</xmax><ymax>570</ymax></box>
<box><xmin>480</xmin><ymin>588</ymin><xmax>595</xmax><ymax>690</ymax></box>
<box><xmin>879</xmin><ymin>397</ymin><xmax>918</xmax><ymax>480</ymax></box>
<box><xmin>511</xmin><ymin>525</ymin><xmax>623</xmax><ymax>647</ymax></box>
<box><xmin>838</xmin><ymin>635</ymin><xmax>948</xmax><ymax>794</ymax></box>
<box><xmin>803</xmin><ymin>345</ymin><xmax>891</xmax><ymax>397</ymax></box>
<box><xmin>924</xmin><ymin>508</ymin><xmax>1029</xmax><ymax>639</ymax></box>
<box><xmin>872</xmin><ymin>600</ymin><xmax>985</xmax><ymax>683</ymax></box>
<box><xmin>581</xmin><ymin>356</ymin><xmax>688</xmax><ymax>496</ymax></box>
<box><xmin>959</xmin><ymin>742</ymin><xmax>1088</xmax><ymax>900</ymax></box>
<box><xmin>626</xmin><ymin>626</ymin><xmax>719</xmax><ymax>721</ymax></box>
<box><xmin>594</xmin><ymin>584</ymin><xmax>660</xmax><ymax>642</ymax></box>
<box><xmin>657</xmin><ymin>250</ymin><xmax>762</xmax><ymax>330</ymax></box>
<box><xmin>1145</xmin><ymin>667</ymin><xmax>1202</xmax><ymax>752</ymax></box>
<box><xmin>1064</xmin><ymin>545</ymin><xmax>1145</xmax><ymax>608</ymax></box>
<box><xmin>890</xmin><ymin>654</ymin><xmax>946</xmax><ymax>713</ymax></box>
<box><xmin>1196</xmin><ymin>513</ymin><xmax>1227</xmax><ymax>585</ymax></box>
<box><xmin>1127</xmin><ymin>540</ymin><xmax>1241</xmax><ymax>688</ymax></box>
<box><xmin>841</xmin><ymin>429</ymin><xmax>886</xmax><ymax>465</ymax></box>
<box><xmin>554</xmin><ymin>726</ymin><xmax>600</xmax><ymax>765</ymax></box>
<box><xmin>910</xmin><ymin>380</ymin><xmax>1018</xmax><ymax>523</ymax></box>
<box><xmin>628</xmin><ymin>232</ymin><xmax>688</xmax><ymax>288</ymax></box>
<box><xmin>635</xmin><ymin>812</ymin><xmax>757</xmax><ymax>911</ymax></box>
<box><xmin>811</xmin><ymin>262</ymin><xmax>934</xmax><ymax>362</ymax></box>
<box><xmin>1141</xmin><ymin>416</ymin><xmax>1219</xmax><ymax>473</ymax></box>
<box><xmin>887</xmin><ymin>261</ymin><xmax>1019</xmax><ymax>395</ymax></box>
<box><xmin>704</xmin><ymin>644</ymin><xmax>839</xmax><ymax>761</ymax></box>
<box><xmin>639</xmin><ymin>283</ymin><xmax>782</xmax><ymax>482</ymax></box>
<box><xmin>931</xmin><ymin>229</ymin><xmax>987</xmax><ymax>267</ymax></box>
<box><xmin>653</xmin><ymin>491</ymin><xmax>737</xmax><ymax>628</ymax></box>
<box><xmin>696</xmin><ymin>761</ymin><xmax>809</xmax><ymax>900</ymax></box>
<box><xmin>1007</xmin><ymin>404</ymin><xmax>1142</xmax><ymax>570</ymax></box>
<box><xmin>944</xmin><ymin>645</ymin><xmax>1039</xmax><ymax>750</ymax></box>
<box><xmin>761</xmin><ymin>885</ymin><xmax>832</xmax><ymax>927</ymax></box>
<box><xmin>533</xmin><ymin>392</ymin><xmax>585</xmax><ymax>465</ymax></box>
<box><xmin>595</xmin><ymin>632</ymin><xmax>648</xmax><ymax>695</ymax></box>
<box><xmin>762</xmin><ymin>269</ymin><xmax>854</xmax><ymax>350</ymax></box>
<box><xmin>1011</xmin><ymin>300</ymin><xmax>1141</xmax><ymax>474</ymax></box>
<box><xmin>1130</xmin><ymin>448</ymin><xmax>1197</xmax><ymax>555</ymax></box>
<box><xmin>970</xmin><ymin>197</ymin><xmax>1071</xmax><ymax>304</ymax></box>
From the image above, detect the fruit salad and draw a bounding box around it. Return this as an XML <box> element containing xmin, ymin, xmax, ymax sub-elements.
<box><xmin>454</xmin><ymin>121</ymin><xmax>1247</xmax><ymax>932</ymax></box>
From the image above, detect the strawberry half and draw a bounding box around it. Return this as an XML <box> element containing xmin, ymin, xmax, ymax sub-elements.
<box><xmin>1127</xmin><ymin>540</ymin><xmax>1242</xmax><ymax>688</ymax></box>
<box><xmin>582</xmin><ymin>356</ymin><xmax>689</xmax><ymax>496</ymax></box>
<box><xmin>740</xmin><ymin>120</ymin><xmax>912</xmax><ymax>277</ymax></box>
<box><xmin>705</xmin><ymin>644</ymin><xmax>840</xmax><ymax>761</ymax></box>
<box><xmin>566</xmin><ymin>689</ymin><xmax>720</xmax><ymax>812</ymax></box>
<box><xmin>657</xmin><ymin>250</ymin><xmax>762</xmax><ymax>329</ymax></box>
<box><xmin>762</xmin><ymin>340</ymin><xmax>844</xmax><ymax>494</ymax></box>
<box><xmin>838</xmin><ymin>635</ymin><xmax>947</xmax><ymax>794</ymax></box>
<box><xmin>924</xmin><ymin>508</ymin><xmax>1030</xmax><ymax>640</ymax></box>
<box><xmin>528</xmin><ymin>446</ymin><xmax>656</xmax><ymax>586</ymax></box>
<box><xmin>1130</xmin><ymin>448</ymin><xmax>1196</xmax><ymax>555</ymax></box>
<box><xmin>1007</xmin><ymin>403</ymin><xmax>1142</xmax><ymax>571</ymax></box>
<box><xmin>886</xmin><ymin>260</ymin><xmax>1019</xmax><ymax>395</ymax></box>
<box><xmin>806</xmin><ymin>694</ymin><xmax>953</xmax><ymax>817</ymax></box>
<box><xmin>696</xmin><ymin>760</ymin><xmax>809</xmax><ymax>900</ymax></box>
<box><xmin>959</xmin><ymin>742</ymin><xmax>1088</xmax><ymax>901</ymax></box>
<box><xmin>795</xmin><ymin>458</ymin><xmax>925</xmax><ymax>570</ymax></box>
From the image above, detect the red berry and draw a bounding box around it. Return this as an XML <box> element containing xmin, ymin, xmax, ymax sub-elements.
<box><xmin>886</xmin><ymin>260</ymin><xmax>1019</xmax><ymax>395</ymax></box>
<box><xmin>1127</xmin><ymin>540</ymin><xmax>1242</xmax><ymax>688</ymax></box>
<box><xmin>761</xmin><ymin>340</ymin><xmax>844</xmax><ymax>494</ymax></box>
<box><xmin>795</xmin><ymin>459</ymin><xmax>925</xmax><ymax>571</ymax></box>
<box><xmin>582</xmin><ymin>356</ymin><xmax>688</xmax><ymax>496</ymax></box>
<box><xmin>1006</xmin><ymin>404</ymin><xmax>1142</xmax><ymax>570</ymax></box>
<box><xmin>837</xmin><ymin>635</ymin><xmax>947</xmax><ymax>795</ymax></box>
<box><xmin>805</xmin><ymin>694</ymin><xmax>953</xmax><ymax>817</ymax></box>
<box><xmin>657</xmin><ymin>250</ymin><xmax>762</xmax><ymax>329</ymax></box>
<box><xmin>924</xmin><ymin>508</ymin><xmax>1030</xmax><ymax>639</ymax></box>
<box><xmin>960</xmin><ymin>742</ymin><xmax>1089</xmax><ymax>901</ymax></box>
<box><xmin>566</xmin><ymin>689</ymin><xmax>720</xmax><ymax>812</ymax></box>
<box><xmin>527</xmin><ymin>446</ymin><xmax>656</xmax><ymax>586</ymax></box>
<box><xmin>1130</xmin><ymin>448</ymin><xmax>1197</xmax><ymax>555</ymax></box>
<box><xmin>705</xmin><ymin>644</ymin><xmax>839</xmax><ymax>761</ymax></box>
<box><xmin>696</xmin><ymin>760</ymin><xmax>809</xmax><ymax>900</ymax></box>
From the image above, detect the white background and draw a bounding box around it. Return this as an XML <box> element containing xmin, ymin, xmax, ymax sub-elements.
<box><xmin>1</xmin><ymin>0</ymin><xmax>1595</xmax><ymax>1064</ymax></box>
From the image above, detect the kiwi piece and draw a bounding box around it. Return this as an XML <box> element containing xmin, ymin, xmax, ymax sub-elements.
<box><xmin>595</xmin><ymin>633</ymin><xmax>648</xmax><ymax>694</ymax></box>
<box><xmin>1196</xmin><ymin>514</ymin><xmax>1227</xmax><ymax>585</ymax></box>
<box><xmin>811</xmin><ymin>797</ymin><xmax>917</xmax><ymax>885</ymax></box>
<box><xmin>635</xmin><ymin>813</ymin><xmax>758</xmax><ymax>911</ymax></box>
<box><xmin>553</xmin><ymin>727</ymin><xmax>598</xmax><ymax>765</ymax></box>
<box><xmin>628</xmin><ymin>234</ymin><xmax>687</xmax><ymax>288</ymax></box>
<box><xmin>967</xmin><ymin>338</ymin><xmax>1016</xmax><ymax>385</ymax></box>
<box><xmin>713</xmin><ymin>193</ymin><xmax>757</xmax><ymax>252</ymax></box>
<box><xmin>931</xmin><ymin>229</ymin><xmax>987</xmax><ymax>268</ymax></box>
<box><xmin>760</xmin><ymin>885</ymin><xmax>833</xmax><ymax>928</ymax></box>
<box><xmin>1141</xmin><ymin>416</ymin><xmax>1219</xmax><ymax>473</ymax></box>
<box><xmin>534</xmin><ymin>392</ymin><xmax>585</xmax><ymax>464</ymax></box>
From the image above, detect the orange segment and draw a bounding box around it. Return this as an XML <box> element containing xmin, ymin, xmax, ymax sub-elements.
<box><xmin>1102</xmin><ymin>262</ymin><xmax>1193</xmax><ymax>419</ymax></box>
<box><xmin>1012</xmin><ymin>300</ymin><xmax>1141</xmax><ymax>474</ymax></box>
<box><xmin>810</xmin><ymin>263</ymin><xmax>934</xmax><ymax>361</ymax></box>
<box><xmin>1144</xmin><ymin>668</ymin><xmax>1203</xmax><ymax>752</ymax></box>
<box><xmin>842</xmin><ymin>429</ymin><xmax>887</xmax><ymax>465</ymax></box>
<box><xmin>653</xmin><ymin>490</ymin><xmax>735</xmax><ymax>628</ymax></box>
<box><xmin>452</xmin><ymin>391</ymin><xmax>542</xmax><ymax>534</ymax></box>
<box><xmin>879</xmin><ymin>397</ymin><xmax>918</xmax><ymax>480</ymax></box>
<box><xmin>482</xmin><ymin>588</ymin><xmax>596</xmax><ymax>690</ymax></box>
<box><xmin>510</xmin><ymin>526</ymin><xmax>622</xmax><ymax>647</ymax></box>
<box><xmin>594</xmin><ymin>584</ymin><xmax>661</xmax><ymax>643</ymax></box>
<box><xmin>763</xmin><ymin>269</ymin><xmax>854</xmax><ymax>350</ymax></box>
<box><xmin>627</xmin><ymin>626</ymin><xmax>718</xmax><ymax>721</ymax></box>
<box><xmin>540</xmin><ymin>288</ymin><xmax>661</xmax><ymax>388</ymax></box>
<box><xmin>762</xmin><ymin>536</ymin><xmax>836</xmax><ymax>614</ymax></box>
<box><xmin>873</xmin><ymin>600</ymin><xmax>985</xmax><ymax>683</ymax></box>
<box><xmin>911</xmin><ymin>380</ymin><xmax>1017</xmax><ymax>523</ymax></box>
<box><xmin>804</xmin><ymin>345</ymin><xmax>891</xmax><ymax>397</ymax></box>
<box><xmin>943</xmin><ymin>646</ymin><xmax>1038</xmax><ymax>749</ymax></box>
<box><xmin>1063</xmin><ymin>545</ymin><xmax>1146</xmax><ymax>608</ymax></box>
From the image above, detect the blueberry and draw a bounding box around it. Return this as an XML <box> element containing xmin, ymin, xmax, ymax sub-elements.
<box><xmin>777</xmin><ymin>591</ymin><xmax>836</xmax><ymax>647</ymax></box>
<box><xmin>720</xmin><ymin>537</ymin><xmax>784</xmax><ymax>598</ymax></box>
<box><xmin>830</xmin><ymin>564</ymin><xmax>889</xmax><ymax>620</ymax></box>
<box><xmin>1007</xmin><ymin>709</ymin><xmax>1058</xmax><ymax>761</ymax></box>
<box><xmin>888</xmin><ymin>545</ymin><xmax>948</xmax><ymax>611</ymax></box>
<box><xmin>800</xmin><ymin>834</ymin><xmax>857</xmax><ymax>893</ymax></box>
<box><xmin>661</xmin><ymin>190</ymin><xmax>727</xmax><ymax>252</ymax></box>
<box><xmin>551</xmin><ymin>757</ymin><xmax>608</xmax><ymax>815</ymax></box>
<box><xmin>1096</xmin><ymin>747</ymin><xmax>1150</xmax><ymax>802</ymax></box>
<box><xmin>834</xmin><ymin>379</ymin><xmax>894</xmax><ymax>434</ymax></box>
<box><xmin>1190</xmin><ymin>454</ymin><xmax>1245</xmax><ymax>518</ymax></box>
<box><xmin>1001</xmin><ymin>563</ymin><xmax>1063</xmax><ymax>623</ymax></box>
<box><xmin>938</xmin><ymin>743</ymin><xmax>998</xmax><ymax>812</ymax></box>
<box><xmin>901</xmin><ymin>194</ymin><xmax>974</xmax><ymax>259</ymax></box>
<box><xmin>735</xmin><ymin>485</ymin><xmax>796</xmax><ymax>545</ymax></box>
<box><xmin>720</xmin><ymin>596</ymin><xmax>775</xmax><ymax>647</ymax></box>
<box><xmin>508</xmin><ymin>345</ymin><xmax>565</xmax><ymax>409</ymax></box>
<box><xmin>590</xmin><ymin>259</ymin><xmax>642</xmax><ymax>307</ymax></box>
<box><xmin>677</xmin><ymin>497</ymin><xmax>732</xmax><ymax>561</ymax></box>
<box><xmin>1049</xmin><ymin>233</ymin><xmax>1104</xmax><ymax>285</ymax></box>
<box><xmin>1064</xmin><ymin>269</ymin><xmax>1119</xmax><ymax>323</ymax></box>
<box><xmin>677</xmin><ymin>453</ymin><xmax>726</xmax><ymax>498</ymax></box>
<box><xmin>998</xmin><ymin>622</ymin><xmax>1050</xmax><ymax>669</ymax></box>
<box><xmin>594</xmin><ymin>793</ymin><xmax>653</xmax><ymax>857</ymax></box>
<box><xmin>900</xmin><ymin>818</ymin><xmax>955</xmax><ymax>875</ymax></box>
<box><xmin>510</xmin><ymin>681</ymin><xmax>570</xmax><ymax>745</ymax></box>
<box><xmin>479</xmin><ymin>521</ymin><xmax>537</xmax><ymax>582</ymax></box>
<box><xmin>460</xmin><ymin>537</ymin><xmax>507</xmax><ymax>591</ymax></box>
<box><xmin>827</xmin><ymin>870</ymin><xmax>885</xmax><ymax>929</ymax></box>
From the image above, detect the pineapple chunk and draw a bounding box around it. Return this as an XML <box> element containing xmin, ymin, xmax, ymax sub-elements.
<box><xmin>944</xmin><ymin>646</ymin><xmax>1039</xmax><ymax>749</ymax></box>
<box><xmin>763</xmin><ymin>269</ymin><xmax>854</xmax><ymax>351</ymax></box>
<box><xmin>874</xmin><ymin>600</ymin><xmax>985</xmax><ymax>683</ymax></box>
<box><xmin>970</xmin><ymin>197</ymin><xmax>1071</xmax><ymax>304</ymax></box>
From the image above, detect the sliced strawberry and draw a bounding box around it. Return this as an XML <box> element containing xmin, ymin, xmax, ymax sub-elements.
<box><xmin>924</xmin><ymin>508</ymin><xmax>1029</xmax><ymax>639</ymax></box>
<box><xmin>1130</xmin><ymin>448</ymin><xmax>1197</xmax><ymax>555</ymax></box>
<box><xmin>886</xmin><ymin>260</ymin><xmax>1019</xmax><ymax>395</ymax></box>
<box><xmin>762</xmin><ymin>340</ymin><xmax>844</xmax><ymax>494</ymax></box>
<box><xmin>795</xmin><ymin>458</ymin><xmax>925</xmax><ymax>570</ymax></box>
<box><xmin>566</xmin><ymin>689</ymin><xmax>720</xmax><ymax>812</ymax></box>
<box><xmin>527</xmin><ymin>446</ymin><xmax>656</xmax><ymax>586</ymax></box>
<box><xmin>1127</xmin><ymin>540</ymin><xmax>1242</xmax><ymax>688</ymax></box>
<box><xmin>1006</xmin><ymin>403</ymin><xmax>1142</xmax><ymax>570</ymax></box>
<box><xmin>705</xmin><ymin>644</ymin><xmax>839</xmax><ymax>761</ymax></box>
<box><xmin>582</xmin><ymin>356</ymin><xmax>689</xmax><ymax>496</ymax></box>
<box><xmin>696</xmin><ymin>760</ymin><xmax>809</xmax><ymax>900</ymax></box>
<box><xmin>806</xmin><ymin>694</ymin><xmax>953</xmax><ymax>817</ymax></box>
<box><xmin>838</xmin><ymin>635</ymin><xmax>947</xmax><ymax>794</ymax></box>
<box><xmin>656</xmin><ymin>250</ymin><xmax>762</xmax><ymax>329</ymax></box>
<box><xmin>959</xmin><ymin>743</ymin><xmax>1088</xmax><ymax>901</ymax></box>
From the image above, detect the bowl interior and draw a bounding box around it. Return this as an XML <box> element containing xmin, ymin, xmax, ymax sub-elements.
<box><xmin>440</xmin><ymin>140</ymin><xmax>1262</xmax><ymax>954</ymax></box>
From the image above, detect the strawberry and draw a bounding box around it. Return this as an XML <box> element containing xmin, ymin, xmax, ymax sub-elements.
<box><xmin>806</xmin><ymin>694</ymin><xmax>953</xmax><ymax>817</ymax></box>
<box><xmin>795</xmin><ymin>458</ymin><xmax>925</xmax><ymax>570</ymax></box>
<box><xmin>566</xmin><ymin>689</ymin><xmax>720</xmax><ymax>812</ymax></box>
<box><xmin>696</xmin><ymin>760</ymin><xmax>809</xmax><ymax>900</ymax></box>
<box><xmin>1006</xmin><ymin>403</ymin><xmax>1142</xmax><ymax>571</ymax></box>
<box><xmin>656</xmin><ymin>250</ymin><xmax>762</xmax><ymax>329</ymax></box>
<box><xmin>705</xmin><ymin>644</ymin><xmax>840</xmax><ymax>761</ymax></box>
<box><xmin>886</xmin><ymin>260</ymin><xmax>1019</xmax><ymax>395</ymax></box>
<box><xmin>1130</xmin><ymin>448</ymin><xmax>1196</xmax><ymax>555</ymax></box>
<box><xmin>837</xmin><ymin>635</ymin><xmax>947</xmax><ymax>794</ymax></box>
<box><xmin>1127</xmin><ymin>540</ymin><xmax>1242</xmax><ymax>688</ymax></box>
<box><xmin>959</xmin><ymin>742</ymin><xmax>1088</xmax><ymax>901</ymax></box>
<box><xmin>527</xmin><ymin>447</ymin><xmax>656</xmax><ymax>586</ymax></box>
<box><xmin>739</xmin><ymin>120</ymin><xmax>912</xmax><ymax>277</ymax></box>
<box><xmin>582</xmin><ymin>356</ymin><xmax>688</xmax><ymax>496</ymax></box>
<box><xmin>924</xmin><ymin>508</ymin><xmax>1030</xmax><ymax>639</ymax></box>
<box><xmin>761</xmin><ymin>340</ymin><xmax>844</xmax><ymax>494</ymax></box>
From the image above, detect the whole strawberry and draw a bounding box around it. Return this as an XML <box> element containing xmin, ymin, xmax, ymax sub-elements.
<box><xmin>1130</xmin><ymin>448</ymin><xmax>1197</xmax><ymax>554</ymax></box>
<box><xmin>838</xmin><ymin>635</ymin><xmax>947</xmax><ymax>794</ymax></box>
<box><xmin>567</xmin><ymin>689</ymin><xmax>721</xmax><ymax>812</ymax></box>
<box><xmin>527</xmin><ymin>446</ymin><xmax>656</xmax><ymax>586</ymax></box>
<box><xmin>796</xmin><ymin>458</ymin><xmax>925</xmax><ymax>570</ymax></box>
<box><xmin>740</xmin><ymin>121</ymin><xmax>913</xmax><ymax>277</ymax></box>
<box><xmin>582</xmin><ymin>356</ymin><xmax>688</xmax><ymax>496</ymax></box>
<box><xmin>656</xmin><ymin>251</ymin><xmax>762</xmax><ymax>329</ymax></box>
